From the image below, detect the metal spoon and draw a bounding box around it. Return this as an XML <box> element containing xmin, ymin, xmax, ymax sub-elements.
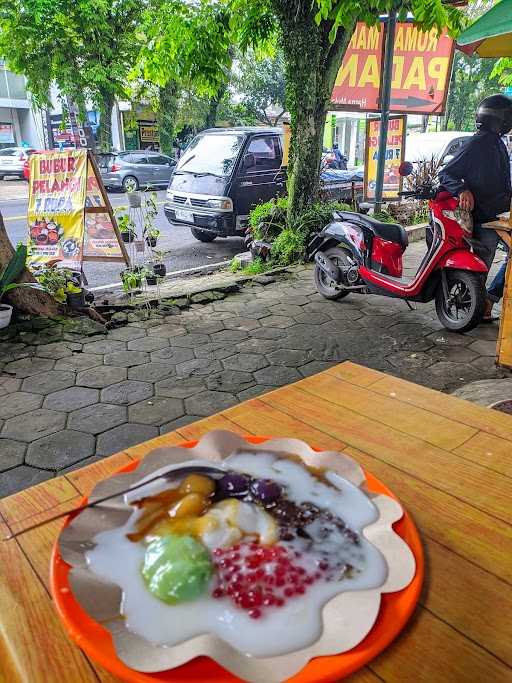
<box><xmin>3</xmin><ymin>463</ymin><xmax>226</xmax><ymax>541</ymax></box>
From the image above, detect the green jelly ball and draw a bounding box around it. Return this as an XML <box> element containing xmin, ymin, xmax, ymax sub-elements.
<box><xmin>141</xmin><ymin>534</ymin><xmax>213</xmax><ymax>604</ymax></box>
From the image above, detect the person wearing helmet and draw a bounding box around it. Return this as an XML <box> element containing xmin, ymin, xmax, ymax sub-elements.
<box><xmin>438</xmin><ymin>94</ymin><xmax>512</xmax><ymax>320</ymax></box>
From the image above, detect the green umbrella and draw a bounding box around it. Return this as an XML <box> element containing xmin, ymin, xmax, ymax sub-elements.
<box><xmin>457</xmin><ymin>0</ymin><xmax>512</xmax><ymax>57</ymax></box>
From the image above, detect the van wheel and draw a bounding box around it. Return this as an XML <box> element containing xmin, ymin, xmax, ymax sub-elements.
<box><xmin>435</xmin><ymin>270</ymin><xmax>485</xmax><ymax>333</ymax></box>
<box><xmin>191</xmin><ymin>228</ymin><xmax>216</xmax><ymax>242</ymax></box>
<box><xmin>122</xmin><ymin>176</ymin><xmax>139</xmax><ymax>192</ymax></box>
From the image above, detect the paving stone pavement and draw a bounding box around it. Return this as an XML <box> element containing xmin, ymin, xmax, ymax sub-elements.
<box><xmin>0</xmin><ymin>241</ymin><xmax>510</xmax><ymax>497</ymax></box>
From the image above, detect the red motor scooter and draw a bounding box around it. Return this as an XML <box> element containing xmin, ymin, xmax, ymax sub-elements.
<box><xmin>308</xmin><ymin>163</ymin><xmax>489</xmax><ymax>332</ymax></box>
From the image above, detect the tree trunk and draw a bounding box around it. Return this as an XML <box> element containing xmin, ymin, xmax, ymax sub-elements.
<box><xmin>158</xmin><ymin>80</ymin><xmax>180</xmax><ymax>155</ymax></box>
<box><xmin>273</xmin><ymin>0</ymin><xmax>353</xmax><ymax>222</ymax></box>
<box><xmin>205</xmin><ymin>84</ymin><xmax>227</xmax><ymax>129</ymax></box>
<box><xmin>0</xmin><ymin>212</ymin><xmax>60</xmax><ymax>317</ymax></box>
<box><xmin>97</xmin><ymin>91</ymin><xmax>115</xmax><ymax>153</ymax></box>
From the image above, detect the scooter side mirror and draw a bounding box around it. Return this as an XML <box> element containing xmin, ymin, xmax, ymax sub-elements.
<box><xmin>399</xmin><ymin>161</ymin><xmax>414</xmax><ymax>177</ymax></box>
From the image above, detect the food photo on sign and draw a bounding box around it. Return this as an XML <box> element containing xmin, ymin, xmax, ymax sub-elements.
<box><xmin>26</xmin><ymin>150</ymin><xmax>88</xmax><ymax>271</ymax></box>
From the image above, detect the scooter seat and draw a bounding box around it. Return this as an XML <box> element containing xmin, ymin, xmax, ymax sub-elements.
<box><xmin>336</xmin><ymin>211</ymin><xmax>409</xmax><ymax>249</ymax></box>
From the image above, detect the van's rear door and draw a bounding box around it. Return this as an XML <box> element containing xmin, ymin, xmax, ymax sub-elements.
<box><xmin>233</xmin><ymin>134</ymin><xmax>282</xmax><ymax>229</ymax></box>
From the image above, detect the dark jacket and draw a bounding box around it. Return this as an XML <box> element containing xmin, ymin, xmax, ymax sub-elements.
<box><xmin>438</xmin><ymin>130</ymin><xmax>511</xmax><ymax>223</ymax></box>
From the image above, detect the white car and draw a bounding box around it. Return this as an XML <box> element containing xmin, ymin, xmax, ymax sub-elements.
<box><xmin>0</xmin><ymin>147</ymin><xmax>36</xmax><ymax>180</ymax></box>
<box><xmin>405</xmin><ymin>132</ymin><xmax>473</xmax><ymax>166</ymax></box>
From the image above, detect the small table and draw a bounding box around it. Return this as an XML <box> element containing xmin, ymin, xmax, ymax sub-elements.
<box><xmin>482</xmin><ymin>214</ymin><xmax>512</xmax><ymax>369</ymax></box>
<box><xmin>1</xmin><ymin>362</ymin><xmax>511</xmax><ymax>683</ymax></box>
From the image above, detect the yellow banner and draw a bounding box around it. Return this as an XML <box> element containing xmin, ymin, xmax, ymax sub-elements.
<box><xmin>27</xmin><ymin>150</ymin><xmax>87</xmax><ymax>269</ymax></box>
<box><xmin>364</xmin><ymin>116</ymin><xmax>406</xmax><ymax>200</ymax></box>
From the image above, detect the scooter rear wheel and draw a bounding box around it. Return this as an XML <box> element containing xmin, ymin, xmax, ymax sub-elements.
<box><xmin>435</xmin><ymin>269</ymin><xmax>486</xmax><ymax>333</ymax></box>
<box><xmin>314</xmin><ymin>247</ymin><xmax>352</xmax><ymax>300</ymax></box>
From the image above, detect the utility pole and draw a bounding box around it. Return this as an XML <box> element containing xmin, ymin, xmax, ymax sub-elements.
<box><xmin>374</xmin><ymin>9</ymin><xmax>397</xmax><ymax>212</ymax></box>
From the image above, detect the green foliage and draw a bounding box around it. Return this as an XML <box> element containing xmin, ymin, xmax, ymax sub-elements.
<box><xmin>230</xmin><ymin>257</ymin><xmax>268</xmax><ymax>275</ymax></box>
<box><xmin>492</xmin><ymin>58</ymin><xmax>512</xmax><ymax>87</ymax></box>
<box><xmin>249</xmin><ymin>197</ymin><xmax>289</xmax><ymax>241</ymax></box>
<box><xmin>0</xmin><ymin>0</ymin><xmax>143</xmax><ymax>149</ymax></box>
<box><xmin>249</xmin><ymin>197</ymin><xmax>350</xmax><ymax>265</ymax></box>
<box><xmin>236</xmin><ymin>49</ymin><xmax>286</xmax><ymax>125</ymax></box>
<box><xmin>0</xmin><ymin>244</ymin><xmax>43</xmax><ymax>303</ymax></box>
<box><xmin>444</xmin><ymin>52</ymin><xmax>501</xmax><ymax>131</ymax></box>
<box><xmin>32</xmin><ymin>266</ymin><xmax>80</xmax><ymax>304</ymax></box>
<box><xmin>373</xmin><ymin>210</ymin><xmax>396</xmax><ymax>224</ymax></box>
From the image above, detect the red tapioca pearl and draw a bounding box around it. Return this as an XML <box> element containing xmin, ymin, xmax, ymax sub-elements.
<box><xmin>248</xmin><ymin>608</ymin><xmax>262</xmax><ymax>619</ymax></box>
<box><xmin>213</xmin><ymin>548</ymin><xmax>223</xmax><ymax>557</ymax></box>
<box><xmin>275</xmin><ymin>577</ymin><xmax>286</xmax><ymax>587</ymax></box>
<box><xmin>255</xmin><ymin>568</ymin><xmax>265</xmax><ymax>580</ymax></box>
<box><xmin>304</xmin><ymin>576</ymin><xmax>314</xmax><ymax>585</ymax></box>
<box><xmin>296</xmin><ymin>566</ymin><xmax>306</xmax><ymax>575</ymax></box>
<box><xmin>284</xmin><ymin>587</ymin><xmax>294</xmax><ymax>597</ymax></box>
<box><xmin>275</xmin><ymin>597</ymin><xmax>284</xmax><ymax>607</ymax></box>
<box><xmin>212</xmin><ymin>588</ymin><xmax>224</xmax><ymax>599</ymax></box>
<box><xmin>295</xmin><ymin>585</ymin><xmax>306</xmax><ymax>595</ymax></box>
<box><xmin>314</xmin><ymin>571</ymin><xmax>323</xmax><ymax>580</ymax></box>
<box><xmin>318</xmin><ymin>561</ymin><xmax>329</xmax><ymax>571</ymax></box>
<box><xmin>263</xmin><ymin>575</ymin><xmax>275</xmax><ymax>585</ymax></box>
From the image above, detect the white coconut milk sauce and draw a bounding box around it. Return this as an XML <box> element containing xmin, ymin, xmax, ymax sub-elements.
<box><xmin>86</xmin><ymin>451</ymin><xmax>387</xmax><ymax>657</ymax></box>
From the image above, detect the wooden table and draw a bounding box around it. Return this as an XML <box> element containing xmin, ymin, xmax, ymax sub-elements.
<box><xmin>1</xmin><ymin>361</ymin><xmax>511</xmax><ymax>683</ymax></box>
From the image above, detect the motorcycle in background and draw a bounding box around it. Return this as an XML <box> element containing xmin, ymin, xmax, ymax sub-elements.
<box><xmin>308</xmin><ymin>161</ymin><xmax>489</xmax><ymax>333</ymax></box>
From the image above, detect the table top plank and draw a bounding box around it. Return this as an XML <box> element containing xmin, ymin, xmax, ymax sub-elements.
<box><xmin>0</xmin><ymin>536</ymin><xmax>98</xmax><ymax>683</ymax></box>
<box><xmin>64</xmin><ymin>452</ymin><xmax>135</xmax><ymax>497</ymax></box>
<box><xmin>343</xmin><ymin>445</ymin><xmax>512</xmax><ymax>584</ymax></box>
<box><xmin>425</xmin><ymin>538</ymin><xmax>512</xmax><ymax>666</ymax></box>
<box><xmin>1</xmin><ymin>362</ymin><xmax>510</xmax><ymax>683</ymax></box>
<box><xmin>259</xmin><ymin>385</ymin><xmax>511</xmax><ymax>522</ymax></box>
<box><xmin>224</xmin><ymin>398</ymin><xmax>348</xmax><ymax>451</ymax></box>
<box><xmin>369</xmin><ymin>607</ymin><xmax>511</xmax><ymax>683</ymax></box>
<box><xmin>453</xmin><ymin>431</ymin><xmax>512</xmax><ymax>478</ymax></box>
<box><xmin>173</xmin><ymin>413</ymin><xmax>250</xmax><ymax>441</ymax></box>
<box><xmin>0</xmin><ymin>476</ymin><xmax>80</xmax><ymax>529</ymax></box>
<box><xmin>367</xmin><ymin>374</ymin><xmax>512</xmax><ymax>443</ymax></box>
<box><xmin>299</xmin><ymin>372</ymin><xmax>478</xmax><ymax>451</ymax></box>
<box><xmin>325</xmin><ymin>361</ymin><xmax>384</xmax><ymax>387</ymax></box>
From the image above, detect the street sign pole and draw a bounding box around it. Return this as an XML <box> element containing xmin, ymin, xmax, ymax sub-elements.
<box><xmin>374</xmin><ymin>9</ymin><xmax>397</xmax><ymax>211</ymax></box>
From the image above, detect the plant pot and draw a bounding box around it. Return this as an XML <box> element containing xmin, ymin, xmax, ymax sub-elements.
<box><xmin>127</xmin><ymin>192</ymin><xmax>142</xmax><ymax>208</ymax></box>
<box><xmin>0</xmin><ymin>304</ymin><xmax>13</xmax><ymax>329</ymax></box>
<box><xmin>145</xmin><ymin>236</ymin><xmax>157</xmax><ymax>248</ymax></box>
<box><xmin>121</xmin><ymin>231</ymin><xmax>136</xmax><ymax>243</ymax></box>
<box><xmin>67</xmin><ymin>291</ymin><xmax>86</xmax><ymax>309</ymax></box>
<box><xmin>153</xmin><ymin>263</ymin><xmax>166</xmax><ymax>277</ymax></box>
<box><xmin>145</xmin><ymin>275</ymin><xmax>157</xmax><ymax>286</ymax></box>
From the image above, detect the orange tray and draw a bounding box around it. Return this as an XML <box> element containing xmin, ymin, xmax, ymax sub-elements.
<box><xmin>51</xmin><ymin>436</ymin><xmax>424</xmax><ymax>682</ymax></box>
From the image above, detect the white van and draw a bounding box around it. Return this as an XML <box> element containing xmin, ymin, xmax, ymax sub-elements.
<box><xmin>405</xmin><ymin>131</ymin><xmax>473</xmax><ymax>165</ymax></box>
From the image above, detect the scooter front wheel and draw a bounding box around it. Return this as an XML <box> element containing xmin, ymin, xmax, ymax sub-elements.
<box><xmin>435</xmin><ymin>269</ymin><xmax>486</xmax><ymax>333</ymax></box>
<box><xmin>313</xmin><ymin>247</ymin><xmax>352</xmax><ymax>300</ymax></box>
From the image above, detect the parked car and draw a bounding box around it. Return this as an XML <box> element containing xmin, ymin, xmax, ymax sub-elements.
<box><xmin>98</xmin><ymin>150</ymin><xmax>176</xmax><ymax>192</ymax></box>
<box><xmin>164</xmin><ymin>127</ymin><xmax>362</xmax><ymax>242</ymax></box>
<box><xmin>23</xmin><ymin>149</ymin><xmax>46</xmax><ymax>181</ymax></box>
<box><xmin>0</xmin><ymin>147</ymin><xmax>36</xmax><ymax>180</ymax></box>
<box><xmin>404</xmin><ymin>131</ymin><xmax>473</xmax><ymax>166</ymax></box>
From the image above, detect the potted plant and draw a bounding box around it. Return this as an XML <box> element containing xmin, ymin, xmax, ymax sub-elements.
<box><xmin>34</xmin><ymin>266</ymin><xmax>86</xmax><ymax>308</ymax></box>
<box><xmin>0</xmin><ymin>244</ymin><xmax>44</xmax><ymax>328</ymax></box>
<box><xmin>145</xmin><ymin>271</ymin><xmax>158</xmax><ymax>286</ymax></box>
<box><xmin>151</xmin><ymin>250</ymin><xmax>167</xmax><ymax>277</ymax></box>
<box><xmin>145</xmin><ymin>227</ymin><xmax>160</xmax><ymax>248</ymax></box>
<box><xmin>121</xmin><ymin>267</ymin><xmax>144</xmax><ymax>293</ymax></box>
<box><xmin>117</xmin><ymin>213</ymin><xmax>137</xmax><ymax>243</ymax></box>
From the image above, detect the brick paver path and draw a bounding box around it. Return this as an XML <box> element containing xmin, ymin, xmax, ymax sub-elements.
<box><xmin>0</xmin><ymin>242</ymin><xmax>509</xmax><ymax>496</ymax></box>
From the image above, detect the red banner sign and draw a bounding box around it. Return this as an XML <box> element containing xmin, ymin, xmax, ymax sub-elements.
<box><xmin>331</xmin><ymin>21</ymin><xmax>454</xmax><ymax>114</ymax></box>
